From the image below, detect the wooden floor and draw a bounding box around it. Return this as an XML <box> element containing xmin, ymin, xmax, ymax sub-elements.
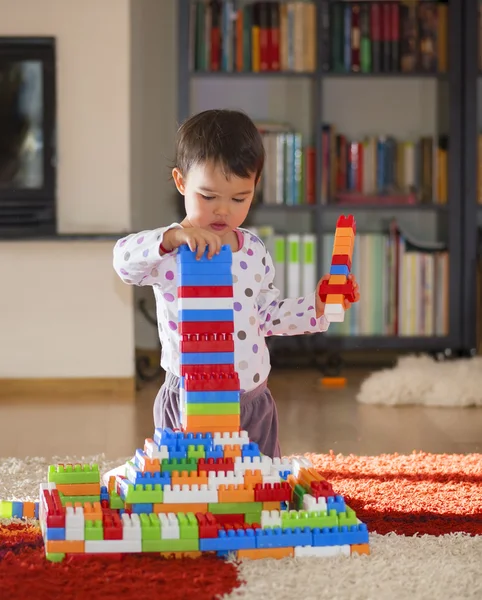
<box><xmin>1</xmin><ymin>369</ymin><xmax>481</xmax><ymax>459</ymax></box>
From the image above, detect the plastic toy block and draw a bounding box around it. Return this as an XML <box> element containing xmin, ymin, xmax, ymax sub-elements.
<box><xmin>237</xmin><ymin>547</ymin><xmax>294</xmax><ymax>560</ymax></box>
<box><xmin>154</xmin><ymin>429</ymin><xmax>215</xmax><ymax>450</ymax></box>
<box><xmin>254</xmin><ymin>482</ymin><xmax>292</xmax><ymax>503</ymax></box>
<box><xmin>23</xmin><ymin>501</ymin><xmax>36</xmax><ymax>519</ymax></box>
<box><xmin>181</xmin><ymin>390</ymin><xmax>240</xmax><ymax>404</ymax></box>
<box><xmin>180</xmin><ymin>333</ymin><xmax>234</xmax><ymax>353</ymax></box>
<box><xmin>196</xmin><ymin>513</ymin><xmax>221</xmax><ymax>538</ymax></box>
<box><xmin>321</xmin><ymin>376</ymin><xmax>347</xmax><ymax>388</ymax></box>
<box><xmin>318</xmin><ymin>279</ymin><xmax>356</xmax><ymax>303</ymax></box>
<box><xmin>178</xmin><ymin>285</ymin><xmax>233</xmax><ymax>298</ymax></box>
<box><xmin>186</xmin><ymin>445</ymin><xmax>206</xmax><ymax>460</ymax></box>
<box><xmin>56</xmin><ymin>483</ymin><xmax>101</xmax><ymax>496</ymax></box>
<box><xmin>332</xmin><ymin>254</ymin><xmax>352</xmax><ymax>269</ymax></box>
<box><xmin>179</xmin><ymin>351</ymin><xmax>235</xmax><ymax>365</ymax></box>
<box><xmin>153</xmin><ymin>502</ymin><xmax>208</xmax><ymax>514</ymax></box>
<box><xmin>45</xmin><ymin>540</ymin><xmax>85</xmax><ymax>554</ymax></box>
<box><xmin>281</xmin><ymin>509</ymin><xmax>339</xmax><ymax>530</ymax></box>
<box><xmin>177</xmin><ymin>244</ymin><xmax>233</xmax><ymax>263</ymax></box>
<box><xmin>351</xmin><ymin>543</ymin><xmax>370</xmax><ymax>555</ymax></box>
<box><xmin>215</xmin><ymin>513</ymin><xmax>246</xmax><ymax>526</ymax></box>
<box><xmin>179</xmin><ymin>296</ymin><xmax>234</xmax><ymax>311</ymax></box>
<box><xmin>199</xmin><ymin>528</ymin><xmax>257</xmax><ymax>552</ymax></box>
<box><xmin>223</xmin><ymin>445</ymin><xmax>242</xmax><ymax>459</ymax></box>
<box><xmin>171</xmin><ymin>471</ymin><xmax>208</xmax><ymax>487</ymax></box>
<box><xmin>45</xmin><ymin>527</ymin><xmax>66</xmax><ymax>541</ymax></box>
<box><xmin>177</xmin><ymin>513</ymin><xmax>199</xmax><ymax>539</ymax></box>
<box><xmin>139</xmin><ymin>513</ymin><xmax>162</xmax><ymax>540</ymax></box>
<box><xmin>178</xmin><ymin>320</ymin><xmax>234</xmax><ymax>335</ymax></box>
<box><xmin>160</xmin><ymin>458</ymin><xmax>199</xmax><ymax>474</ymax></box>
<box><xmin>178</xmin><ymin>274</ymin><xmax>233</xmax><ymax>287</ymax></box>
<box><xmin>294</xmin><ymin>544</ymin><xmax>350</xmax><ymax>558</ymax></box>
<box><xmin>0</xmin><ymin>500</ymin><xmax>13</xmax><ymax>519</ymax></box>
<box><xmin>182</xmin><ymin>414</ymin><xmax>240</xmax><ymax>430</ymax></box>
<box><xmin>255</xmin><ymin>526</ymin><xmax>312</xmax><ymax>549</ymax></box>
<box><xmin>159</xmin><ymin>513</ymin><xmax>180</xmax><ymax>539</ymax></box>
<box><xmin>208</xmin><ymin>502</ymin><xmax>263</xmax><ymax>515</ymax></box>
<box><xmin>185</xmin><ymin>402</ymin><xmax>240</xmax><ymax>416</ymax></box>
<box><xmin>48</xmin><ymin>464</ymin><xmax>100</xmax><ymax>485</ymax></box>
<box><xmin>178</xmin><ymin>309</ymin><xmax>234</xmax><ymax>323</ymax></box>
<box><xmin>177</xmin><ymin>263</ymin><xmax>232</xmax><ymax>276</ymax></box>
<box><xmin>85</xmin><ymin>520</ymin><xmax>104</xmax><ymax>541</ymax></box>
<box><xmin>242</xmin><ymin>443</ymin><xmax>261</xmax><ymax>459</ymax></box>
<box><xmin>183</xmin><ymin>372</ymin><xmax>239</xmax><ymax>392</ymax></box>
<box><xmin>336</xmin><ymin>214</ymin><xmax>356</xmax><ymax>232</ymax></box>
<box><xmin>218</xmin><ymin>484</ymin><xmax>255</xmax><ymax>503</ymax></box>
<box><xmin>82</xmin><ymin>502</ymin><xmax>103</xmax><ymax>521</ymax></box>
<box><xmin>329</xmin><ymin>264</ymin><xmax>350</xmax><ymax>276</ymax></box>
<box><xmin>119</xmin><ymin>481</ymin><xmax>164</xmax><ymax>504</ymax></box>
<box><xmin>163</xmin><ymin>483</ymin><xmax>218</xmax><ymax>504</ymax></box>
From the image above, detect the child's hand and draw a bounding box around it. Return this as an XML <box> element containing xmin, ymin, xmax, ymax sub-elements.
<box><xmin>162</xmin><ymin>227</ymin><xmax>222</xmax><ymax>259</ymax></box>
<box><xmin>316</xmin><ymin>273</ymin><xmax>360</xmax><ymax>318</ymax></box>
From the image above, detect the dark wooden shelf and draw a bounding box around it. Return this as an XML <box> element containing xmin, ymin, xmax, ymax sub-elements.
<box><xmin>323</xmin><ymin>71</ymin><xmax>446</xmax><ymax>79</ymax></box>
<box><xmin>321</xmin><ymin>203</ymin><xmax>448</xmax><ymax>212</ymax></box>
<box><xmin>253</xmin><ymin>203</ymin><xmax>316</xmax><ymax>211</ymax></box>
<box><xmin>190</xmin><ymin>70</ymin><xmax>315</xmax><ymax>78</ymax></box>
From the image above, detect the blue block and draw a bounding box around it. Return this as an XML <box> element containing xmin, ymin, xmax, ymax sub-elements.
<box><xmin>242</xmin><ymin>443</ymin><xmax>261</xmax><ymax>459</ymax></box>
<box><xmin>199</xmin><ymin>528</ymin><xmax>257</xmax><ymax>552</ymax></box>
<box><xmin>177</xmin><ymin>244</ymin><xmax>233</xmax><ymax>264</ymax></box>
<box><xmin>179</xmin><ymin>273</ymin><xmax>233</xmax><ymax>287</ymax></box>
<box><xmin>100</xmin><ymin>486</ymin><xmax>109</xmax><ymax>502</ymax></box>
<box><xmin>279</xmin><ymin>471</ymin><xmax>291</xmax><ymax>480</ymax></box>
<box><xmin>34</xmin><ymin>503</ymin><xmax>39</xmax><ymax>519</ymax></box>
<box><xmin>131</xmin><ymin>503</ymin><xmax>154</xmax><ymax>514</ymax></box>
<box><xmin>178</xmin><ymin>309</ymin><xmax>234</xmax><ymax>322</ymax></box>
<box><xmin>45</xmin><ymin>527</ymin><xmax>66</xmax><ymax>541</ymax></box>
<box><xmin>178</xmin><ymin>263</ymin><xmax>232</xmax><ymax>275</ymax></box>
<box><xmin>127</xmin><ymin>460</ymin><xmax>171</xmax><ymax>486</ymax></box>
<box><xmin>183</xmin><ymin>390</ymin><xmax>240</xmax><ymax>404</ymax></box>
<box><xmin>312</xmin><ymin>524</ymin><xmax>369</xmax><ymax>547</ymax></box>
<box><xmin>205</xmin><ymin>446</ymin><xmax>224</xmax><ymax>460</ymax></box>
<box><xmin>167</xmin><ymin>447</ymin><xmax>188</xmax><ymax>460</ymax></box>
<box><xmin>255</xmin><ymin>527</ymin><xmax>312</xmax><ymax>549</ymax></box>
<box><xmin>329</xmin><ymin>264</ymin><xmax>350</xmax><ymax>276</ymax></box>
<box><xmin>154</xmin><ymin>429</ymin><xmax>214</xmax><ymax>450</ymax></box>
<box><xmin>327</xmin><ymin>495</ymin><xmax>346</xmax><ymax>514</ymax></box>
<box><xmin>180</xmin><ymin>352</ymin><xmax>235</xmax><ymax>365</ymax></box>
<box><xmin>12</xmin><ymin>501</ymin><xmax>24</xmax><ymax>519</ymax></box>
<box><xmin>311</xmin><ymin>526</ymin><xmax>342</xmax><ymax>547</ymax></box>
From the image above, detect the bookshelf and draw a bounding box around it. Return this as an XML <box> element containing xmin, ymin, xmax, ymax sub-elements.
<box><xmin>177</xmin><ymin>0</ymin><xmax>468</xmax><ymax>357</ymax></box>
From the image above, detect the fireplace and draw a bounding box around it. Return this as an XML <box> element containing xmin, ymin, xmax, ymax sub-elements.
<box><xmin>0</xmin><ymin>37</ymin><xmax>56</xmax><ymax>238</ymax></box>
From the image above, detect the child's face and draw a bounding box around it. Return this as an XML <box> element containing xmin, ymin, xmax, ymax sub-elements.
<box><xmin>172</xmin><ymin>161</ymin><xmax>256</xmax><ymax>238</ymax></box>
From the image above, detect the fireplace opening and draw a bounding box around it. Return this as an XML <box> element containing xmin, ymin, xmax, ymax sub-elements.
<box><xmin>0</xmin><ymin>37</ymin><xmax>56</xmax><ymax>238</ymax></box>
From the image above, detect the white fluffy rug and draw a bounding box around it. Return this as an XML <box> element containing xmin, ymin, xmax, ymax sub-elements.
<box><xmin>357</xmin><ymin>355</ymin><xmax>482</xmax><ymax>407</ymax></box>
<box><xmin>2</xmin><ymin>454</ymin><xmax>482</xmax><ymax>600</ymax></box>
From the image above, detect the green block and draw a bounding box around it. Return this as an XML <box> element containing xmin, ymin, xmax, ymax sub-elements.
<box><xmin>177</xmin><ymin>512</ymin><xmax>199</xmax><ymax>539</ymax></box>
<box><xmin>58</xmin><ymin>493</ymin><xmax>100</xmax><ymax>506</ymax></box>
<box><xmin>48</xmin><ymin>464</ymin><xmax>100</xmax><ymax>485</ymax></box>
<box><xmin>281</xmin><ymin>509</ymin><xmax>338</xmax><ymax>530</ymax></box>
<box><xmin>208</xmin><ymin>502</ymin><xmax>263</xmax><ymax>515</ymax></box>
<box><xmin>245</xmin><ymin>512</ymin><xmax>262</xmax><ymax>525</ymax></box>
<box><xmin>187</xmin><ymin>445</ymin><xmax>205</xmax><ymax>460</ymax></box>
<box><xmin>140</xmin><ymin>513</ymin><xmax>161</xmax><ymax>540</ymax></box>
<box><xmin>185</xmin><ymin>403</ymin><xmax>240</xmax><ymax>416</ymax></box>
<box><xmin>142</xmin><ymin>538</ymin><xmax>199</xmax><ymax>553</ymax></box>
<box><xmin>0</xmin><ymin>501</ymin><xmax>13</xmax><ymax>519</ymax></box>
<box><xmin>338</xmin><ymin>507</ymin><xmax>358</xmax><ymax>527</ymax></box>
<box><xmin>45</xmin><ymin>552</ymin><xmax>65</xmax><ymax>563</ymax></box>
<box><xmin>125</xmin><ymin>483</ymin><xmax>163</xmax><ymax>504</ymax></box>
<box><xmin>85</xmin><ymin>519</ymin><xmax>104</xmax><ymax>541</ymax></box>
<box><xmin>293</xmin><ymin>484</ymin><xmax>306</xmax><ymax>510</ymax></box>
<box><xmin>109</xmin><ymin>491</ymin><xmax>124</xmax><ymax>510</ymax></box>
<box><xmin>160</xmin><ymin>458</ymin><xmax>198</xmax><ymax>474</ymax></box>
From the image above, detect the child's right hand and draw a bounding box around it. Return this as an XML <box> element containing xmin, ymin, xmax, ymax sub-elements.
<box><xmin>162</xmin><ymin>226</ymin><xmax>222</xmax><ymax>260</ymax></box>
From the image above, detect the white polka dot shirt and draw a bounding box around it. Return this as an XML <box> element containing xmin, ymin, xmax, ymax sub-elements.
<box><xmin>113</xmin><ymin>224</ymin><xmax>329</xmax><ymax>393</ymax></box>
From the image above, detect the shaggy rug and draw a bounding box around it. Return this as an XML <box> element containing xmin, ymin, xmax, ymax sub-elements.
<box><xmin>1</xmin><ymin>452</ymin><xmax>481</xmax><ymax>600</ymax></box>
<box><xmin>356</xmin><ymin>354</ymin><xmax>482</xmax><ymax>407</ymax></box>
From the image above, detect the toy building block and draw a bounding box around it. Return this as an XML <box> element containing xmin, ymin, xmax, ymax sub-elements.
<box><xmin>20</xmin><ymin>241</ymin><xmax>370</xmax><ymax>562</ymax></box>
<box><xmin>319</xmin><ymin>215</ymin><xmax>357</xmax><ymax>323</ymax></box>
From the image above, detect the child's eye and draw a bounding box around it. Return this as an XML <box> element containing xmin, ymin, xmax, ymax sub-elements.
<box><xmin>201</xmin><ymin>194</ymin><xmax>214</xmax><ymax>200</ymax></box>
<box><xmin>233</xmin><ymin>198</ymin><xmax>245</xmax><ymax>203</ymax></box>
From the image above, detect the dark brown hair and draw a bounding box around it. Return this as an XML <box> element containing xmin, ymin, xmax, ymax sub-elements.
<box><xmin>175</xmin><ymin>109</ymin><xmax>265</xmax><ymax>182</ymax></box>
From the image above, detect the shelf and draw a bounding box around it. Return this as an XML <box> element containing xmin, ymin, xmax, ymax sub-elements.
<box><xmin>253</xmin><ymin>204</ymin><xmax>316</xmax><ymax>211</ymax></box>
<box><xmin>321</xmin><ymin>204</ymin><xmax>448</xmax><ymax>212</ymax></box>
<box><xmin>317</xmin><ymin>335</ymin><xmax>451</xmax><ymax>351</ymax></box>
<box><xmin>323</xmin><ymin>71</ymin><xmax>446</xmax><ymax>79</ymax></box>
<box><xmin>190</xmin><ymin>71</ymin><xmax>315</xmax><ymax>78</ymax></box>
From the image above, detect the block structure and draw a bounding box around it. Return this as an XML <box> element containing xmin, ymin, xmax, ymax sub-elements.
<box><xmin>318</xmin><ymin>214</ymin><xmax>357</xmax><ymax>323</ymax></box>
<box><xmin>34</xmin><ymin>228</ymin><xmax>369</xmax><ymax>562</ymax></box>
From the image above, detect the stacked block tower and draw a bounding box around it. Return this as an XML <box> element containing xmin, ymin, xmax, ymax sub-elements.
<box><xmin>31</xmin><ymin>215</ymin><xmax>370</xmax><ymax>562</ymax></box>
<box><xmin>318</xmin><ymin>215</ymin><xmax>357</xmax><ymax>323</ymax></box>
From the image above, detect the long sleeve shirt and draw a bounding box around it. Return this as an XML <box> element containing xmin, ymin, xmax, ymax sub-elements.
<box><xmin>113</xmin><ymin>224</ymin><xmax>329</xmax><ymax>393</ymax></box>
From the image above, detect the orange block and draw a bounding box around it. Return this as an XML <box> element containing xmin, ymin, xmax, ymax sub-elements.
<box><xmin>237</xmin><ymin>547</ymin><xmax>294</xmax><ymax>560</ymax></box>
<box><xmin>139</xmin><ymin>457</ymin><xmax>161</xmax><ymax>473</ymax></box>
<box><xmin>223</xmin><ymin>444</ymin><xmax>242</xmax><ymax>459</ymax></box>
<box><xmin>83</xmin><ymin>501</ymin><xmax>103</xmax><ymax>521</ymax></box>
<box><xmin>171</xmin><ymin>471</ymin><xmax>208</xmax><ymax>486</ymax></box>
<box><xmin>46</xmin><ymin>540</ymin><xmax>85</xmax><ymax>553</ymax></box>
<box><xmin>183</xmin><ymin>414</ymin><xmax>240</xmax><ymax>429</ymax></box>
<box><xmin>262</xmin><ymin>501</ymin><xmax>282</xmax><ymax>511</ymax></box>
<box><xmin>56</xmin><ymin>483</ymin><xmax>101</xmax><ymax>496</ymax></box>
<box><xmin>325</xmin><ymin>293</ymin><xmax>344</xmax><ymax>305</ymax></box>
<box><xmin>152</xmin><ymin>503</ymin><xmax>208</xmax><ymax>514</ymax></box>
<box><xmin>335</xmin><ymin>228</ymin><xmax>355</xmax><ymax>241</ymax></box>
<box><xmin>333</xmin><ymin>242</ymin><xmax>354</xmax><ymax>257</ymax></box>
<box><xmin>218</xmin><ymin>484</ymin><xmax>255</xmax><ymax>503</ymax></box>
<box><xmin>182</xmin><ymin>425</ymin><xmax>241</xmax><ymax>434</ymax></box>
<box><xmin>108</xmin><ymin>475</ymin><xmax>116</xmax><ymax>494</ymax></box>
<box><xmin>321</xmin><ymin>376</ymin><xmax>346</xmax><ymax>388</ymax></box>
<box><xmin>328</xmin><ymin>274</ymin><xmax>347</xmax><ymax>285</ymax></box>
<box><xmin>351</xmin><ymin>543</ymin><xmax>370</xmax><ymax>556</ymax></box>
<box><xmin>244</xmin><ymin>470</ymin><xmax>263</xmax><ymax>486</ymax></box>
<box><xmin>22</xmin><ymin>502</ymin><xmax>36</xmax><ymax>518</ymax></box>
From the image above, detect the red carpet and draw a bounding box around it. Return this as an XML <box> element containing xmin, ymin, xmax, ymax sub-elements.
<box><xmin>1</xmin><ymin>452</ymin><xmax>481</xmax><ymax>599</ymax></box>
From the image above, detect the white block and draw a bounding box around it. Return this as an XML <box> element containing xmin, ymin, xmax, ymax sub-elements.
<box><xmin>324</xmin><ymin>303</ymin><xmax>345</xmax><ymax>323</ymax></box>
<box><xmin>234</xmin><ymin>456</ymin><xmax>272</xmax><ymax>475</ymax></box>
<box><xmin>213</xmin><ymin>431</ymin><xmax>250</xmax><ymax>447</ymax></box>
<box><xmin>261</xmin><ymin>510</ymin><xmax>282</xmax><ymax>529</ymax></box>
<box><xmin>65</xmin><ymin>506</ymin><xmax>85</xmax><ymax>541</ymax></box>
<box><xmin>163</xmin><ymin>483</ymin><xmax>218</xmax><ymax>504</ymax></box>
<box><xmin>85</xmin><ymin>539</ymin><xmax>142</xmax><ymax>553</ymax></box>
<box><xmin>207</xmin><ymin>471</ymin><xmax>245</xmax><ymax>487</ymax></box>
<box><xmin>291</xmin><ymin>456</ymin><xmax>313</xmax><ymax>478</ymax></box>
<box><xmin>302</xmin><ymin>494</ymin><xmax>327</xmax><ymax>513</ymax></box>
<box><xmin>144</xmin><ymin>439</ymin><xmax>169</xmax><ymax>460</ymax></box>
<box><xmin>294</xmin><ymin>544</ymin><xmax>350</xmax><ymax>558</ymax></box>
<box><xmin>159</xmin><ymin>513</ymin><xmax>180</xmax><ymax>539</ymax></box>
<box><xmin>179</xmin><ymin>297</ymin><xmax>234</xmax><ymax>311</ymax></box>
<box><xmin>262</xmin><ymin>474</ymin><xmax>283</xmax><ymax>486</ymax></box>
<box><xmin>271</xmin><ymin>457</ymin><xmax>293</xmax><ymax>475</ymax></box>
<box><xmin>121</xmin><ymin>513</ymin><xmax>142</xmax><ymax>541</ymax></box>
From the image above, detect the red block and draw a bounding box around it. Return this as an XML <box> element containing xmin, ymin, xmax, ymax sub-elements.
<box><xmin>336</xmin><ymin>214</ymin><xmax>356</xmax><ymax>233</ymax></box>
<box><xmin>254</xmin><ymin>482</ymin><xmax>292</xmax><ymax>503</ymax></box>
<box><xmin>331</xmin><ymin>254</ymin><xmax>352</xmax><ymax>270</ymax></box>
<box><xmin>102</xmin><ymin>509</ymin><xmax>123</xmax><ymax>540</ymax></box>
<box><xmin>183</xmin><ymin>371</ymin><xmax>240</xmax><ymax>391</ymax></box>
<box><xmin>180</xmin><ymin>333</ymin><xmax>234</xmax><ymax>353</ymax></box>
<box><xmin>178</xmin><ymin>285</ymin><xmax>233</xmax><ymax>298</ymax></box>
<box><xmin>179</xmin><ymin>321</ymin><xmax>234</xmax><ymax>335</ymax></box>
<box><xmin>318</xmin><ymin>280</ymin><xmax>356</xmax><ymax>303</ymax></box>
<box><xmin>196</xmin><ymin>513</ymin><xmax>221</xmax><ymax>538</ymax></box>
<box><xmin>213</xmin><ymin>514</ymin><xmax>246</xmax><ymax>527</ymax></box>
<box><xmin>197</xmin><ymin>457</ymin><xmax>235</xmax><ymax>473</ymax></box>
<box><xmin>310</xmin><ymin>480</ymin><xmax>335</xmax><ymax>499</ymax></box>
<box><xmin>43</xmin><ymin>489</ymin><xmax>65</xmax><ymax>528</ymax></box>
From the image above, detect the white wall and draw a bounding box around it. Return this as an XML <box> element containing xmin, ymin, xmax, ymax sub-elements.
<box><xmin>0</xmin><ymin>0</ymin><xmax>134</xmax><ymax>378</ymax></box>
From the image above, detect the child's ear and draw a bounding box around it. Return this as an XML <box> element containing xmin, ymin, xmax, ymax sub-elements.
<box><xmin>172</xmin><ymin>168</ymin><xmax>185</xmax><ymax>195</ymax></box>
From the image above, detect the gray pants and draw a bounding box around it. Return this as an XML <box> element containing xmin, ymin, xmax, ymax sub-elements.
<box><xmin>153</xmin><ymin>371</ymin><xmax>281</xmax><ymax>458</ymax></box>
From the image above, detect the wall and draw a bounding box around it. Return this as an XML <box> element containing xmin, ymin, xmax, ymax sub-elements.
<box><xmin>0</xmin><ymin>0</ymin><xmax>134</xmax><ymax>378</ymax></box>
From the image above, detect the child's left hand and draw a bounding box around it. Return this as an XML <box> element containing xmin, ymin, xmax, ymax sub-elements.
<box><xmin>315</xmin><ymin>273</ymin><xmax>360</xmax><ymax>318</ymax></box>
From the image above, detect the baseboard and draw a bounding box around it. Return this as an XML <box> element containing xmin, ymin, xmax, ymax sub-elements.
<box><xmin>0</xmin><ymin>377</ymin><xmax>136</xmax><ymax>401</ymax></box>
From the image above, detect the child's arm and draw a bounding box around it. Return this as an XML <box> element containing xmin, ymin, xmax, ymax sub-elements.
<box><xmin>113</xmin><ymin>224</ymin><xmax>181</xmax><ymax>286</ymax></box>
<box><xmin>257</xmin><ymin>248</ymin><xmax>329</xmax><ymax>336</ymax></box>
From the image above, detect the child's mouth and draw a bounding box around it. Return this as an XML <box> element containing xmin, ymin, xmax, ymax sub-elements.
<box><xmin>211</xmin><ymin>222</ymin><xmax>227</xmax><ymax>231</ymax></box>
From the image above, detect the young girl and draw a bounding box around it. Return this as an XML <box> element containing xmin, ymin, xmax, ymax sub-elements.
<box><xmin>113</xmin><ymin>109</ymin><xmax>359</xmax><ymax>460</ymax></box>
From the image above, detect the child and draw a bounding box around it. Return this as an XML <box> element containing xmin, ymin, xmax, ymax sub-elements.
<box><xmin>112</xmin><ymin>108</ymin><xmax>359</xmax><ymax>460</ymax></box>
